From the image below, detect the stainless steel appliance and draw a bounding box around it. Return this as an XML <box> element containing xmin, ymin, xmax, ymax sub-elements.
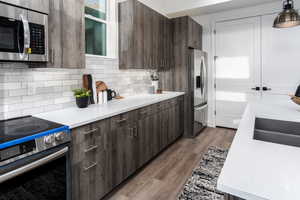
<box><xmin>0</xmin><ymin>2</ymin><xmax>48</xmax><ymax>62</ymax></box>
<box><xmin>0</xmin><ymin>116</ymin><xmax>71</xmax><ymax>200</ymax></box>
<box><xmin>192</xmin><ymin>50</ymin><xmax>208</xmax><ymax>136</ymax></box>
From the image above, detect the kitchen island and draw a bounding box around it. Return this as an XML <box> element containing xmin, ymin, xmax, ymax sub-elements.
<box><xmin>217</xmin><ymin>97</ymin><xmax>300</xmax><ymax>200</ymax></box>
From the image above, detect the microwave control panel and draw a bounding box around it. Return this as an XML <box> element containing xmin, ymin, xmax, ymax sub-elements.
<box><xmin>29</xmin><ymin>23</ymin><xmax>45</xmax><ymax>55</ymax></box>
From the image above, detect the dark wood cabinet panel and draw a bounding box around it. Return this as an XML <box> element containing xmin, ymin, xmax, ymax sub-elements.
<box><xmin>168</xmin><ymin>16</ymin><xmax>202</xmax><ymax>137</ymax></box>
<box><xmin>118</xmin><ymin>0</ymin><xmax>144</xmax><ymax>69</ymax></box>
<box><xmin>47</xmin><ymin>0</ymin><xmax>62</xmax><ymax>68</ymax></box>
<box><xmin>137</xmin><ymin>116</ymin><xmax>153</xmax><ymax>167</ymax></box>
<box><xmin>119</xmin><ymin>0</ymin><xmax>173</xmax><ymax>70</ymax></box>
<box><xmin>143</xmin><ymin>5</ymin><xmax>153</xmax><ymax>69</ymax></box>
<box><xmin>47</xmin><ymin>0</ymin><xmax>85</xmax><ymax>68</ymax></box>
<box><xmin>187</xmin><ymin>17</ymin><xmax>203</xmax><ymax>50</ymax></box>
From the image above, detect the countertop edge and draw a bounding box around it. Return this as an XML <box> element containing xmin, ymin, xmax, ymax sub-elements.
<box><xmin>35</xmin><ymin>92</ymin><xmax>185</xmax><ymax>129</ymax></box>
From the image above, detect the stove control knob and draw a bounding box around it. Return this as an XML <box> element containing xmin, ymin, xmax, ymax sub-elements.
<box><xmin>44</xmin><ymin>135</ymin><xmax>54</xmax><ymax>145</ymax></box>
<box><xmin>55</xmin><ymin>132</ymin><xmax>65</xmax><ymax>142</ymax></box>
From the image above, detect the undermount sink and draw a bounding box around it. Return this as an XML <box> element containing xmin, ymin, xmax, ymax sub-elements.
<box><xmin>254</xmin><ymin>118</ymin><xmax>300</xmax><ymax>148</ymax></box>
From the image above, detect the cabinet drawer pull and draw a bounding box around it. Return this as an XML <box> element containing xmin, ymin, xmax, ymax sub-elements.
<box><xmin>84</xmin><ymin>145</ymin><xmax>98</xmax><ymax>153</ymax></box>
<box><xmin>83</xmin><ymin>128</ymin><xmax>99</xmax><ymax>136</ymax></box>
<box><xmin>133</xmin><ymin>127</ymin><xmax>138</xmax><ymax>138</ymax></box>
<box><xmin>84</xmin><ymin>162</ymin><xmax>97</xmax><ymax>171</ymax></box>
<box><xmin>117</xmin><ymin>118</ymin><xmax>127</xmax><ymax>124</ymax></box>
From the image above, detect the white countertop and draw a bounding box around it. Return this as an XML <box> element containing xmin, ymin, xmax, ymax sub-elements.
<box><xmin>35</xmin><ymin>92</ymin><xmax>184</xmax><ymax>129</ymax></box>
<box><xmin>217</xmin><ymin>98</ymin><xmax>300</xmax><ymax>200</ymax></box>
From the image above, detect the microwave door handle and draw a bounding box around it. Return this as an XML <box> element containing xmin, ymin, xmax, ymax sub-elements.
<box><xmin>20</xmin><ymin>14</ymin><xmax>30</xmax><ymax>59</ymax></box>
<box><xmin>0</xmin><ymin>147</ymin><xmax>68</xmax><ymax>184</ymax></box>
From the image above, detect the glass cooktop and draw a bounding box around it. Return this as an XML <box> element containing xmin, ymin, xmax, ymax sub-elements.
<box><xmin>0</xmin><ymin>116</ymin><xmax>65</xmax><ymax>144</ymax></box>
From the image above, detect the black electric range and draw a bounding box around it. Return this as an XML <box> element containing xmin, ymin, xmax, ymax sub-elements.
<box><xmin>0</xmin><ymin>116</ymin><xmax>66</xmax><ymax>145</ymax></box>
<box><xmin>0</xmin><ymin>116</ymin><xmax>71</xmax><ymax>200</ymax></box>
<box><xmin>0</xmin><ymin>115</ymin><xmax>70</xmax><ymax>163</ymax></box>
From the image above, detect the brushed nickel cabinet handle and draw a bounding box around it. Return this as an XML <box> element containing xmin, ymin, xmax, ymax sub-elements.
<box><xmin>128</xmin><ymin>128</ymin><xmax>134</xmax><ymax>138</ymax></box>
<box><xmin>84</xmin><ymin>145</ymin><xmax>98</xmax><ymax>153</ymax></box>
<box><xmin>84</xmin><ymin>162</ymin><xmax>97</xmax><ymax>171</ymax></box>
<box><xmin>133</xmin><ymin>127</ymin><xmax>138</xmax><ymax>138</ymax></box>
<box><xmin>83</xmin><ymin>128</ymin><xmax>99</xmax><ymax>136</ymax></box>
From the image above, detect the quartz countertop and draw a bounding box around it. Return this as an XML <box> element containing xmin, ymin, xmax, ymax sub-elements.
<box><xmin>217</xmin><ymin>97</ymin><xmax>300</xmax><ymax>200</ymax></box>
<box><xmin>34</xmin><ymin>92</ymin><xmax>184</xmax><ymax>129</ymax></box>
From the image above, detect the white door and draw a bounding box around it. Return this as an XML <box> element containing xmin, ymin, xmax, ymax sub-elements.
<box><xmin>215</xmin><ymin>17</ymin><xmax>261</xmax><ymax>128</ymax></box>
<box><xmin>261</xmin><ymin>13</ymin><xmax>300</xmax><ymax>101</ymax></box>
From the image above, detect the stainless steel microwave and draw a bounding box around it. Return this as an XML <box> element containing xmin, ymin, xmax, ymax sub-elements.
<box><xmin>0</xmin><ymin>3</ymin><xmax>48</xmax><ymax>62</ymax></box>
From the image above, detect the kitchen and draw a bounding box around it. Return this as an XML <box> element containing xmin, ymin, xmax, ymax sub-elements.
<box><xmin>0</xmin><ymin>0</ymin><xmax>300</xmax><ymax>200</ymax></box>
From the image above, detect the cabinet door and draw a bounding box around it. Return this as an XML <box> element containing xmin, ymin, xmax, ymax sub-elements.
<box><xmin>152</xmin><ymin>11</ymin><xmax>160</xmax><ymax>69</ymax></box>
<box><xmin>151</xmin><ymin>112</ymin><xmax>160</xmax><ymax>157</ymax></box>
<box><xmin>111</xmin><ymin>120</ymin><xmax>138</xmax><ymax>186</ymax></box>
<box><xmin>47</xmin><ymin>0</ymin><xmax>62</xmax><ymax>68</ymax></box>
<box><xmin>177</xmin><ymin>97</ymin><xmax>184</xmax><ymax>138</ymax></box>
<box><xmin>119</xmin><ymin>0</ymin><xmax>144</xmax><ymax>69</ymax></box>
<box><xmin>158</xmin><ymin>15</ymin><xmax>165</xmax><ymax>69</ymax></box>
<box><xmin>61</xmin><ymin>0</ymin><xmax>85</xmax><ymax>68</ymax></box>
<box><xmin>47</xmin><ymin>0</ymin><xmax>85</xmax><ymax>68</ymax></box>
<box><xmin>137</xmin><ymin>115</ymin><xmax>153</xmax><ymax>167</ymax></box>
<box><xmin>167</xmin><ymin>104</ymin><xmax>177</xmax><ymax>144</ymax></box>
<box><xmin>143</xmin><ymin>5</ymin><xmax>153</xmax><ymax>69</ymax></box>
<box><xmin>158</xmin><ymin>109</ymin><xmax>169</xmax><ymax>150</ymax></box>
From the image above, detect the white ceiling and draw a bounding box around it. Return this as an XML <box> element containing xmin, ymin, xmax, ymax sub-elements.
<box><xmin>139</xmin><ymin>0</ymin><xmax>281</xmax><ymax>18</ymax></box>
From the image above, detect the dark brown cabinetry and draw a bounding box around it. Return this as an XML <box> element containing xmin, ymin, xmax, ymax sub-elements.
<box><xmin>71</xmin><ymin>96</ymin><xmax>184</xmax><ymax>200</ymax></box>
<box><xmin>188</xmin><ymin>18</ymin><xmax>203</xmax><ymax>50</ymax></box>
<box><xmin>47</xmin><ymin>0</ymin><xmax>85</xmax><ymax>68</ymax></box>
<box><xmin>119</xmin><ymin>0</ymin><xmax>173</xmax><ymax>70</ymax></box>
<box><xmin>170</xmin><ymin>16</ymin><xmax>202</xmax><ymax>138</ymax></box>
<box><xmin>71</xmin><ymin>119</ymin><xmax>111</xmax><ymax>200</ymax></box>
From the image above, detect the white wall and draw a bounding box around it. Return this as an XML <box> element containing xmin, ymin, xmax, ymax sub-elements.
<box><xmin>193</xmin><ymin>0</ymin><xmax>300</xmax><ymax>127</ymax></box>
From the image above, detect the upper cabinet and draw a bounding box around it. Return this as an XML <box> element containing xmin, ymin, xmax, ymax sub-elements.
<box><xmin>47</xmin><ymin>0</ymin><xmax>85</xmax><ymax>68</ymax></box>
<box><xmin>187</xmin><ymin>17</ymin><xmax>203</xmax><ymax>50</ymax></box>
<box><xmin>119</xmin><ymin>0</ymin><xmax>173</xmax><ymax>70</ymax></box>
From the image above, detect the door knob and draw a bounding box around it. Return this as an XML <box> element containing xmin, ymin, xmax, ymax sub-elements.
<box><xmin>262</xmin><ymin>87</ymin><xmax>272</xmax><ymax>91</ymax></box>
<box><xmin>251</xmin><ymin>87</ymin><xmax>260</xmax><ymax>91</ymax></box>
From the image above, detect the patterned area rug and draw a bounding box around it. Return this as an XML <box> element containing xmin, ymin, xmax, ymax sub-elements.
<box><xmin>178</xmin><ymin>146</ymin><xmax>229</xmax><ymax>200</ymax></box>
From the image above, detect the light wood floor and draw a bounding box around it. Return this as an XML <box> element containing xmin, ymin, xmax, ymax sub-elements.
<box><xmin>107</xmin><ymin>128</ymin><xmax>236</xmax><ymax>200</ymax></box>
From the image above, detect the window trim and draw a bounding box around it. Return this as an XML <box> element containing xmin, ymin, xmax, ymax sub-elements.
<box><xmin>85</xmin><ymin>0</ymin><xmax>118</xmax><ymax>59</ymax></box>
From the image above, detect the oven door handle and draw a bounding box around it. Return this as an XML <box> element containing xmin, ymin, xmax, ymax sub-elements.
<box><xmin>0</xmin><ymin>147</ymin><xmax>68</xmax><ymax>184</ymax></box>
<box><xmin>20</xmin><ymin>14</ymin><xmax>30</xmax><ymax>59</ymax></box>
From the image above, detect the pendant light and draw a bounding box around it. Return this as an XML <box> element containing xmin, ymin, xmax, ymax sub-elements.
<box><xmin>273</xmin><ymin>0</ymin><xmax>300</xmax><ymax>28</ymax></box>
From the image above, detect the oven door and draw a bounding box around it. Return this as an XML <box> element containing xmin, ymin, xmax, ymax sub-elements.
<box><xmin>0</xmin><ymin>145</ymin><xmax>71</xmax><ymax>200</ymax></box>
<box><xmin>0</xmin><ymin>3</ymin><xmax>29</xmax><ymax>61</ymax></box>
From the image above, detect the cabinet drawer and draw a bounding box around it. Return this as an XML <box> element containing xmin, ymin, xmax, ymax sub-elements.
<box><xmin>111</xmin><ymin>110</ymin><xmax>138</xmax><ymax>127</ymax></box>
<box><xmin>156</xmin><ymin>101</ymin><xmax>169</xmax><ymax>111</ymax></box>
<box><xmin>168</xmin><ymin>98</ymin><xmax>178</xmax><ymax>108</ymax></box>
<box><xmin>137</xmin><ymin>104</ymin><xmax>156</xmax><ymax>118</ymax></box>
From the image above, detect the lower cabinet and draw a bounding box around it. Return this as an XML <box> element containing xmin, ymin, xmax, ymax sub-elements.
<box><xmin>71</xmin><ymin>96</ymin><xmax>184</xmax><ymax>200</ymax></box>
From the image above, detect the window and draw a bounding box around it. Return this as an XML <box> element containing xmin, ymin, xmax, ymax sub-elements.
<box><xmin>85</xmin><ymin>0</ymin><xmax>108</xmax><ymax>56</ymax></box>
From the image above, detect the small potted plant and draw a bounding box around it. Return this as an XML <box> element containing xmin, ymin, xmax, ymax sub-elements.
<box><xmin>73</xmin><ymin>88</ymin><xmax>91</xmax><ymax>108</ymax></box>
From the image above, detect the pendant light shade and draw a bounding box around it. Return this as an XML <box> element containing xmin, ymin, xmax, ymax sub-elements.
<box><xmin>273</xmin><ymin>0</ymin><xmax>300</xmax><ymax>28</ymax></box>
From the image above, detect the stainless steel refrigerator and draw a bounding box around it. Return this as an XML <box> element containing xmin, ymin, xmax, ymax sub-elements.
<box><xmin>192</xmin><ymin>50</ymin><xmax>208</xmax><ymax>136</ymax></box>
